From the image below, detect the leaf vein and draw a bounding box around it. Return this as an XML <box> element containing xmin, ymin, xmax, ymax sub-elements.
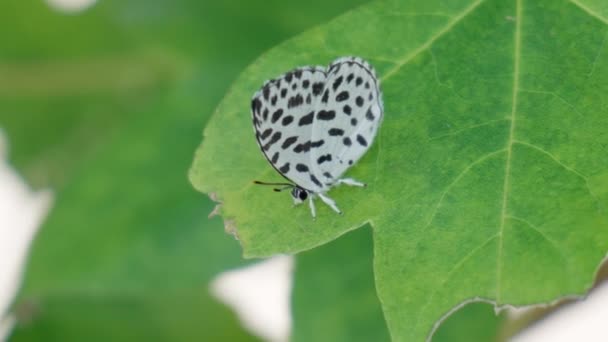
<box><xmin>506</xmin><ymin>215</ymin><xmax>568</xmax><ymax>265</ymax></box>
<box><xmin>569</xmin><ymin>0</ymin><xmax>608</xmax><ymax>25</ymax></box>
<box><xmin>380</xmin><ymin>0</ymin><xmax>485</xmax><ymax>81</ymax></box>
<box><xmin>428</xmin><ymin>118</ymin><xmax>511</xmax><ymax>141</ymax></box>
<box><xmin>497</xmin><ymin>0</ymin><xmax>522</xmax><ymax>303</ymax></box>
<box><xmin>417</xmin><ymin>234</ymin><xmax>499</xmax><ymax>340</ymax></box>
<box><xmin>588</xmin><ymin>31</ymin><xmax>608</xmax><ymax>77</ymax></box>
<box><xmin>424</xmin><ymin>149</ymin><xmax>507</xmax><ymax>229</ymax></box>
<box><xmin>512</xmin><ymin>140</ymin><xmax>604</xmax><ymax>214</ymax></box>
<box><xmin>519</xmin><ymin>88</ymin><xmax>585</xmax><ymax>117</ymax></box>
<box><xmin>513</xmin><ymin>140</ymin><xmax>588</xmax><ymax>179</ymax></box>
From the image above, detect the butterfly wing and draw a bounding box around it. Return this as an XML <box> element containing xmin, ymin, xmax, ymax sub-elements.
<box><xmin>251</xmin><ymin>66</ymin><xmax>328</xmax><ymax>192</ymax></box>
<box><xmin>309</xmin><ymin>57</ymin><xmax>383</xmax><ymax>187</ymax></box>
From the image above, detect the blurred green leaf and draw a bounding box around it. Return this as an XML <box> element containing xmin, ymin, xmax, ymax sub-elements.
<box><xmin>12</xmin><ymin>291</ymin><xmax>258</xmax><ymax>342</ymax></box>
<box><xmin>293</xmin><ymin>227</ymin><xmax>506</xmax><ymax>342</ymax></box>
<box><xmin>1</xmin><ymin>0</ymin><xmax>369</xmax><ymax>340</ymax></box>
<box><xmin>190</xmin><ymin>0</ymin><xmax>608</xmax><ymax>340</ymax></box>
<box><xmin>432</xmin><ymin>302</ymin><xmax>505</xmax><ymax>342</ymax></box>
<box><xmin>293</xmin><ymin>226</ymin><xmax>390</xmax><ymax>342</ymax></box>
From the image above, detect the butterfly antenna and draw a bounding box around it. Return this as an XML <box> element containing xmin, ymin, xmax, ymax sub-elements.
<box><xmin>253</xmin><ymin>180</ymin><xmax>293</xmax><ymax>186</ymax></box>
<box><xmin>253</xmin><ymin>180</ymin><xmax>294</xmax><ymax>192</ymax></box>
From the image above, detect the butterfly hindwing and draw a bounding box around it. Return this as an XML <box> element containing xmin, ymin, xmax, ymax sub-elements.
<box><xmin>309</xmin><ymin>57</ymin><xmax>383</xmax><ymax>187</ymax></box>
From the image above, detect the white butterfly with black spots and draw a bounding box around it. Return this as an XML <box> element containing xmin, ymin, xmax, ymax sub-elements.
<box><xmin>251</xmin><ymin>56</ymin><xmax>383</xmax><ymax>218</ymax></box>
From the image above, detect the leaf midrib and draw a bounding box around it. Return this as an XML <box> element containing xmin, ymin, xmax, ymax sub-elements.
<box><xmin>378</xmin><ymin>0</ymin><xmax>523</xmax><ymax>305</ymax></box>
<box><xmin>496</xmin><ymin>0</ymin><xmax>521</xmax><ymax>304</ymax></box>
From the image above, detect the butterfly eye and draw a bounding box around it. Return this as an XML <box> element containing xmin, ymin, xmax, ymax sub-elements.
<box><xmin>298</xmin><ymin>190</ymin><xmax>308</xmax><ymax>200</ymax></box>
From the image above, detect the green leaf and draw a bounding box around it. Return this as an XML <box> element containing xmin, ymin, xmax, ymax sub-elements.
<box><xmin>1</xmin><ymin>0</ymin><xmax>370</xmax><ymax>340</ymax></box>
<box><xmin>190</xmin><ymin>0</ymin><xmax>608</xmax><ymax>340</ymax></box>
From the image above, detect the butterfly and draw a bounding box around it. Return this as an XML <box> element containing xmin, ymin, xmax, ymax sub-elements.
<box><xmin>251</xmin><ymin>56</ymin><xmax>383</xmax><ymax>218</ymax></box>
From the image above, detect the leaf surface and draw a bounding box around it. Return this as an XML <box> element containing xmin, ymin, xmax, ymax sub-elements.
<box><xmin>190</xmin><ymin>0</ymin><xmax>608</xmax><ymax>340</ymax></box>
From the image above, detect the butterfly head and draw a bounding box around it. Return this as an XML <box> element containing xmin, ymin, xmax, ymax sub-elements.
<box><xmin>290</xmin><ymin>186</ymin><xmax>308</xmax><ymax>205</ymax></box>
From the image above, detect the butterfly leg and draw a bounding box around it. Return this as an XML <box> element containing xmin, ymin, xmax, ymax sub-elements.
<box><xmin>338</xmin><ymin>178</ymin><xmax>366</xmax><ymax>187</ymax></box>
<box><xmin>318</xmin><ymin>193</ymin><xmax>342</xmax><ymax>215</ymax></box>
<box><xmin>308</xmin><ymin>196</ymin><xmax>317</xmax><ymax>219</ymax></box>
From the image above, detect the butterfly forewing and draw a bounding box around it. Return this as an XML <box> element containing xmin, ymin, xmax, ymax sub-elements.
<box><xmin>251</xmin><ymin>66</ymin><xmax>327</xmax><ymax>192</ymax></box>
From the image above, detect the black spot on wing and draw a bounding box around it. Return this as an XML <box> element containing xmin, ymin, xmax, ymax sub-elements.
<box><xmin>298</xmin><ymin>111</ymin><xmax>314</xmax><ymax>126</ymax></box>
<box><xmin>279</xmin><ymin>163</ymin><xmax>290</xmax><ymax>174</ymax></box>
<box><xmin>282</xmin><ymin>115</ymin><xmax>294</xmax><ymax>126</ymax></box>
<box><xmin>271</xmin><ymin>109</ymin><xmax>284</xmax><ymax>124</ymax></box>
<box><xmin>336</xmin><ymin>91</ymin><xmax>349</xmax><ymax>102</ymax></box>
<box><xmin>271</xmin><ymin>95</ymin><xmax>277</xmax><ymax>106</ymax></box>
<box><xmin>332</xmin><ymin>76</ymin><xmax>343</xmax><ymax>90</ymax></box>
<box><xmin>306</xmin><ymin>93</ymin><xmax>312</xmax><ymax>104</ymax></box>
<box><xmin>285</xmin><ymin>72</ymin><xmax>293</xmax><ymax>83</ymax></box>
<box><xmin>263</xmin><ymin>131</ymin><xmax>282</xmax><ymax>151</ymax></box>
<box><xmin>346</xmin><ymin>73</ymin><xmax>354</xmax><ymax>83</ymax></box>
<box><xmin>294</xmin><ymin>69</ymin><xmax>302</xmax><ymax>79</ymax></box>
<box><xmin>281</xmin><ymin>88</ymin><xmax>287</xmax><ymax>98</ymax></box>
<box><xmin>343</xmin><ymin>105</ymin><xmax>351</xmax><ymax>115</ymax></box>
<box><xmin>281</xmin><ymin>136</ymin><xmax>298</xmax><ymax>149</ymax></box>
<box><xmin>356</xmin><ymin>77</ymin><xmax>363</xmax><ymax>86</ymax></box>
<box><xmin>271</xmin><ymin>152</ymin><xmax>279</xmax><ymax>164</ymax></box>
<box><xmin>311</xmin><ymin>140</ymin><xmax>325</xmax><ymax>148</ymax></box>
<box><xmin>365</xmin><ymin>107</ymin><xmax>375</xmax><ymax>121</ymax></box>
<box><xmin>351</xmin><ymin>118</ymin><xmax>358</xmax><ymax>126</ymax></box>
<box><xmin>260</xmin><ymin>128</ymin><xmax>273</xmax><ymax>140</ymax></box>
<box><xmin>356</xmin><ymin>96</ymin><xmax>364</xmax><ymax>107</ymax></box>
<box><xmin>303</xmin><ymin>80</ymin><xmax>310</xmax><ymax>88</ymax></box>
<box><xmin>328</xmin><ymin>128</ymin><xmax>344</xmax><ymax>136</ymax></box>
<box><xmin>262</xmin><ymin>108</ymin><xmax>269</xmax><ymax>121</ymax></box>
<box><xmin>288</xmin><ymin>94</ymin><xmax>304</xmax><ymax>108</ymax></box>
<box><xmin>263</xmin><ymin>86</ymin><xmax>270</xmax><ymax>101</ymax></box>
<box><xmin>294</xmin><ymin>141</ymin><xmax>311</xmax><ymax>153</ymax></box>
<box><xmin>296</xmin><ymin>164</ymin><xmax>309</xmax><ymax>172</ymax></box>
<box><xmin>317</xmin><ymin>154</ymin><xmax>332</xmax><ymax>164</ymax></box>
<box><xmin>312</xmin><ymin>82</ymin><xmax>324</xmax><ymax>96</ymax></box>
<box><xmin>317</xmin><ymin>110</ymin><xmax>336</xmax><ymax>121</ymax></box>
<box><xmin>356</xmin><ymin>134</ymin><xmax>368</xmax><ymax>147</ymax></box>
<box><xmin>343</xmin><ymin>137</ymin><xmax>352</xmax><ymax>146</ymax></box>
<box><xmin>323</xmin><ymin>172</ymin><xmax>333</xmax><ymax>179</ymax></box>
<box><xmin>251</xmin><ymin>98</ymin><xmax>262</xmax><ymax>114</ymax></box>
<box><xmin>321</xmin><ymin>89</ymin><xmax>329</xmax><ymax>103</ymax></box>
<box><xmin>310</xmin><ymin>174</ymin><xmax>322</xmax><ymax>187</ymax></box>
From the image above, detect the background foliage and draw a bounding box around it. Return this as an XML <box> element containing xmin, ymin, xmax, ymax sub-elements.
<box><xmin>0</xmin><ymin>0</ymin><xmax>367</xmax><ymax>340</ymax></box>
